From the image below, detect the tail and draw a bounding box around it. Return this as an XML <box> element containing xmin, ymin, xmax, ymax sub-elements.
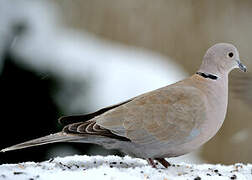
<box><xmin>1</xmin><ymin>132</ymin><xmax>80</xmax><ymax>152</ymax></box>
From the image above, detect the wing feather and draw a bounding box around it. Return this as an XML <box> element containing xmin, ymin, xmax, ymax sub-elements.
<box><xmin>58</xmin><ymin>98</ymin><xmax>134</xmax><ymax>125</ymax></box>
<box><xmin>62</xmin><ymin>120</ymin><xmax>130</xmax><ymax>141</ymax></box>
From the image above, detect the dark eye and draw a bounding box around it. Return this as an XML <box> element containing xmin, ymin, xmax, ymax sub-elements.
<box><xmin>228</xmin><ymin>52</ymin><xmax>234</xmax><ymax>58</ymax></box>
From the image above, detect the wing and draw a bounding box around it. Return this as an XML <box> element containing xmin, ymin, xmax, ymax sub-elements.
<box><xmin>59</xmin><ymin>97</ymin><xmax>137</xmax><ymax>141</ymax></box>
<box><xmin>96</xmin><ymin>84</ymin><xmax>207</xmax><ymax>146</ymax></box>
<box><xmin>59</xmin><ymin>98</ymin><xmax>134</xmax><ymax>125</ymax></box>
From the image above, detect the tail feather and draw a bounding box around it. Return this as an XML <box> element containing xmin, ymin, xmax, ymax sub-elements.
<box><xmin>1</xmin><ymin>132</ymin><xmax>80</xmax><ymax>152</ymax></box>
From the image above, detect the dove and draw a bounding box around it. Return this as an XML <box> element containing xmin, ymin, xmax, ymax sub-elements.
<box><xmin>1</xmin><ymin>43</ymin><xmax>247</xmax><ymax>168</ymax></box>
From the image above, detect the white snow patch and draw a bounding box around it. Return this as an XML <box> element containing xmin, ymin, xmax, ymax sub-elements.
<box><xmin>0</xmin><ymin>155</ymin><xmax>251</xmax><ymax>180</ymax></box>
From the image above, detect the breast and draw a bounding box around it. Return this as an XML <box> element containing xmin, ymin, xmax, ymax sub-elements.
<box><xmin>200</xmin><ymin>77</ymin><xmax>228</xmax><ymax>141</ymax></box>
<box><xmin>173</xmin><ymin>75</ymin><xmax>229</xmax><ymax>155</ymax></box>
<box><xmin>156</xmin><ymin>76</ymin><xmax>229</xmax><ymax>157</ymax></box>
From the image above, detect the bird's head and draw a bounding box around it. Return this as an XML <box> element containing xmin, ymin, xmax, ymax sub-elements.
<box><xmin>199</xmin><ymin>43</ymin><xmax>247</xmax><ymax>77</ymax></box>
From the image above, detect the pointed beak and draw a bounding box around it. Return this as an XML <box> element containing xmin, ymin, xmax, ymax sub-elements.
<box><xmin>237</xmin><ymin>60</ymin><xmax>247</xmax><ymax>72</ymax></box>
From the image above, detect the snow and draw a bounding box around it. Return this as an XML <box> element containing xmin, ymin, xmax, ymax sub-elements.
<box><xmin>0</xmin><ymin>155</ymin><xmax>251</xmax><ymax>180</ymax></box>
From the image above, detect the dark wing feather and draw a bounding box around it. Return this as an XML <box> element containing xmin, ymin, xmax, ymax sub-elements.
<box><xmin>59</xmin><ymin>98</ymin><xmax>134</xmax><ymax>125</ymax></box>
<box><xmin>63</xmin><ymin>120</ymin><xmax>130</xmax><ymax>141</ymax></box>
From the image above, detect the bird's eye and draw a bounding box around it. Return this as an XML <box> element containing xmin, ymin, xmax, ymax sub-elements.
<box><xmin>228</xmin><ymin>52</ymin><xmax>234</xmax><ymax>58</ymax></box>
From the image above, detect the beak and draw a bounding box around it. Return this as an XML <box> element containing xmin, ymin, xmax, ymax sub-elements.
<box><xmin>237</xmin><ymin>60</ymin><xmax>247</xmax><ymax>72</ymax></box>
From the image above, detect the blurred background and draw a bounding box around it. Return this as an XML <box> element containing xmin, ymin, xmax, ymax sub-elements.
<box><xmin>0</xmin><ymin>0</ymin><xmax>251</xmax><ymax>165</ymax></box>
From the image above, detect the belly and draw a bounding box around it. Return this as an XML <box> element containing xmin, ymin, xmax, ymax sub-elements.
<box><xmin>116</xmin><ymin>112</ymin><xmax>226</xmax><ymax>159</ymax></box>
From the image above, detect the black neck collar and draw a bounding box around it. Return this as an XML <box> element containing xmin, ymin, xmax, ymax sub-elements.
<box><xmin>196</xmin><ymin>72</ymin><xmax>218</xmax><ymax>80</ymax></box>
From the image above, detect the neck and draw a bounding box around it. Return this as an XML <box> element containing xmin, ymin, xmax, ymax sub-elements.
<box><xmin>196</xmin><ymin>72</ymin><xmax>218</xmax><ymax>80</ymax></box>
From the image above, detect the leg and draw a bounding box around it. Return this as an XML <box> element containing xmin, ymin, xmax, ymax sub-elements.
<box><xmin>155</xmin><ymin>158</ymin><xmax>171</xmax><ymax>168</ymax></box>
<box><xmin>147</xmin><ymin>158</ymin><xmax>156</xmax><ymax>168</ymax></box>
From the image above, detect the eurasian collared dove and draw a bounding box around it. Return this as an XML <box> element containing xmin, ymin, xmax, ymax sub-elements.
<box><xmin>1</xmin><ymin>43</ymin><xmax>247</xmax><ymax>168</ymax></box>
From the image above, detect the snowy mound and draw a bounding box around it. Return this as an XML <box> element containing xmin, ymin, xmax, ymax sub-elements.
<box><xmin>0</xmin><ymin>155</ymin><xmax>251</xmax><ymax>180</ymax></box>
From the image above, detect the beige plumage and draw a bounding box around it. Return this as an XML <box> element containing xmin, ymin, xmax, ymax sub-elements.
<box><xmin>1</xmin><ymin>43</ymin><xmax>246</xmax><ymax>168</ymax></box>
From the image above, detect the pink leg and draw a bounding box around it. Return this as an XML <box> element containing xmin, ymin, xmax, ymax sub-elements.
<box><xmin>155</xmin><ymin>158</ymin><xmax>171</xmax><ymax>168</ymax></box>
<box><xmin>147</xmin><ymin>158</ymin><xmax>156</xmax><ymax>168</ymax></box>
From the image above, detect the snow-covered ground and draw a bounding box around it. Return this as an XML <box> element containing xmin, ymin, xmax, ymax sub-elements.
<box><xmin>0</xmin><ymin>155</ymin><xmax>251</xmax><ymax>180</ymax></box>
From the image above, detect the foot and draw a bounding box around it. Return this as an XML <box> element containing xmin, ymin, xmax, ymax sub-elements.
<box><xmin>147</xmin><ymin>158</ymin><xmax>171</xmax><ymax>168</ymax></box>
